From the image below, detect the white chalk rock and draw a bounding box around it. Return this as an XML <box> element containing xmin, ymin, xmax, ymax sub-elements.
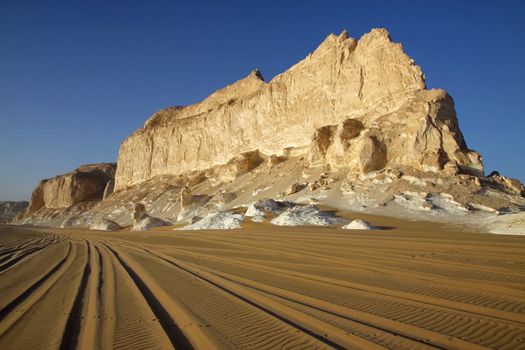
<box><xmin>271</xmin><ymin>205</ymin><xmax>340</xmax><ymax>226</ymax></box>
<box><xmin>90</xmin><ymin>218</ymin><xmax>122</xmax><ymax>231</ymax></box>
<box><xmin>342</xmin><ymin>219</ymin><xmax>376</xmax><ymax>230</ymax></box>
<box><xmin>178</xmin><ymin>212</ymin><xmax>244</xmax><ymax>230</ymax></box>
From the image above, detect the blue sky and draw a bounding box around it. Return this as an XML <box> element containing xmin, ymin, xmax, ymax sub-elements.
<box><xmin>1</xmin><ymin>0</ymin><xmax>524</xmax><ymax>200</ymax></box>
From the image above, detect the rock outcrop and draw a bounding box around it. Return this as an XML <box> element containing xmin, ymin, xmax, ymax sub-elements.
<box><xmin>0</xmin><ymin>201</ymin><xmax>29</xmax><ymax>223</ymax></box>
<box><xmin>23</xmin><ymin>163</ymin><xmax>116</xmax><ymax>217</ymax></box>
<box><xmin>115</xmin><ymin>28</ymin><xmax>482</xmax><ymax>190</ymax></box>
<box><xmin>307</xmin><ymin>89</ymin><xmax>482</xmax><ymax>176</ymax></box>
<box><xmin>132</xmin><ymin>202</ymin><xmax>170</xmax><ymax>231</ymax></box>
<box><xmin>17</xmin><ymin>28</ymin><xmax>524</xmax><ymax>233</ymax></box>
<box><xmin>487</xmin><ymin>172</ymin><xmax>525</xmax><ymax>196</ymax></box>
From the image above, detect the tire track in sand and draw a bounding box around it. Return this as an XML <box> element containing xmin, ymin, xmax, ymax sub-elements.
<box><xmin>121</xmin><ymin>241</ymin><xmax>494</xmax><ymax>350</ymax></box>
<box><xmin>107</xmin><ymin>239</ymin><xmax>344</xmax><ymax>350</ymax></box>
<box><xmin>101</xmin><ymin>241</ymin><xmax>198</xmax><ymax>349</ymax></box>
<box><xmin>0</xmin><ymin>241</ymin><xmax>73</xmax><ymax>335</ymax></box>
<box><xmin>112</xmin><ymin>240</ymin><xmax>397</xmax><ymax>350</ymax></box>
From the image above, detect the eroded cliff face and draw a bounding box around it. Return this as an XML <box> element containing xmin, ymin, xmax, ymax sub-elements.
<box><xmin>115</xmin><ymin>28</ymin><xmax>482</xmax><ymax>190</ymax></box>
<box><xmin>24</xmin><ymin>163</ymin><xmax>116</xmax><ymax>217</ymax></box>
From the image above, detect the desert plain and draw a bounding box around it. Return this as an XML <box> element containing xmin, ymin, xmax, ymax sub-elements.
<box><xmin>1</xmin><ymin>214</ymin><xmax>525</xmax><ymax>350</ymax></box>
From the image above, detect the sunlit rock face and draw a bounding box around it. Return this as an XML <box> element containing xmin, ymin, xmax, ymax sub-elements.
<box><xmin>115</xmin><ymin>28</ymin><xmax>482</xmax><ymax>190</ymax></box>
<box><xmin>24</xmin><ymin>163</ymin><xmax>116</xmax><ymax>216</ymax></box>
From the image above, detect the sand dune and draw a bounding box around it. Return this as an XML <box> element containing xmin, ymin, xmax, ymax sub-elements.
<box><xmin>1</xmin><ymin>220</ymin><xmax>525</xmax><ymax>350</ymax></box>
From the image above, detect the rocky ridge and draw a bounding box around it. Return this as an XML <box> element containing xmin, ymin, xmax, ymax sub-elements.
<box><xmin>15</xmin><ymin>29</ymin><xmax>525</xmax><ymax>234</ymax></box>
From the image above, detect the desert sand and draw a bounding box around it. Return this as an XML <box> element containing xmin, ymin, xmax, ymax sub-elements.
<box><xmin>1</xmin><ymin>215</ymin><xmax>525</xmax><ymax>350</ymax></box>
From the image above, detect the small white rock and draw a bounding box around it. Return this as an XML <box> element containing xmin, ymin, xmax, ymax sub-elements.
<box><xmin>342</xmin><ymin>219</ymin><xmax>376</xmax><ymax>230</ymax></box>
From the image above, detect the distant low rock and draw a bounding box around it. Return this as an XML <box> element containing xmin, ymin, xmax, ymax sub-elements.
<box><xmin>488</xmin><ymin>171</ymin><xmax>525</xmax><ymax>196</ymax></box>
<box><xmin>24</xmin><ymin>163</ymin><xmax>116</xmax><ymax>218</ymax></box>
<box><xmin>0</xmin><ymin>201</ymin><xmax>29</xmax><ymax>223</ymax></box>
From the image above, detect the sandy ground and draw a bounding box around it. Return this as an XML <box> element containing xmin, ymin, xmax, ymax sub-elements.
<box><xmin>1</xmin><ymin>218</ymin><xmax>525</xmax><ymax>350</ymax></box>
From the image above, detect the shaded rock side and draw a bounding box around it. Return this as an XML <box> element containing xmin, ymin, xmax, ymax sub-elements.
<box><xmin>24</xmin><ymin>163</ymin><xmax>116</xmax><ymax>217</ymax></box>
<box><xmin>116</xmin><ymin>28</ymin><xmax>462</xmax><ymax>190</ymax></box>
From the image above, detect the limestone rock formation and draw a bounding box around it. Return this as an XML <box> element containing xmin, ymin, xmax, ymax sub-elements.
<box><xmin>180</xmin><ymin>186</ymin><xmax>192</xmax><ymax>207</ymax></box>
<box><xmin>132</xmin><ymin>202</ymin><xmax>170</xmax><ymax>231</ymax></box>
<box><xmin>24</xmin><ymin>163</ymin><xmax>116</xmax><ymax>217</ymax></box>
<box><xmin>133</xmin><ymin>203</ymin><xmax>147</xmax><ymax>223</ymax></box>
<box><xmin>17</xmin><ymin>28</ymin><xmax>524</xmax><ymax>233</ymax></box>
<box><xmin>487</xmin><ymin>171</ymin><xmax>525</xmax><ymax>196</ymax></box>
<box><xmin>0</xmin><ymin>201</ymin><xmax>29</xmax><ymax>223</ymax></box>
<box><xmin>204</xmin><ymin>150</ymin><xmax>264</xmax><ymax>183</ymax></box>
<box><xmin>178</xmin><ymin>212</ymin><xmax>244</xmax><ymax>230</ymax></box>
<box><xmin>307</xmin><ymin>89</ymin><xmax>482</xmax><ymax>176</ymax></box>
<box><xmin>115</xmin><ymin>28</ymin><xmax>482</xmax><ymax>190</ymax></box>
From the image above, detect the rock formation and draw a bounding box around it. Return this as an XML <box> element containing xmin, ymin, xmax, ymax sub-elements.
<box><xmin>132</xmin><ymin>202</ymin><xmax>170</xmax><ymax>231</ymax></box>
<box><xmin>115</xmin><ymin>28</ymin><xmax>482</xmax><ymax>191</ymax></box>
<box><xmin>0</xmin><ymin>201</ymin><xmax>29</xmax><ymax>223</ymax></box>
<box><xmin>22</xmin><ymin>163</ymin><xmax>116</xmax><ymax>218</ymax></box>
<box><xmin>179</xmin><ymin>186</ymin><xmax>192</xmax><ymax>208</ymax></box>
<box><xmin>487</xmin><ymin>171</ymin><xmax>525</xmax><ymax>196</ymax></box>
<box><xmin>133</xmin><ymin>203</ymin><xmax>147</xmax><ymax>223</ymax></box>
<box><xmin>17</xmin><ymin>28</ymin><xmax>525</xmax><ymax>233</ymax></box>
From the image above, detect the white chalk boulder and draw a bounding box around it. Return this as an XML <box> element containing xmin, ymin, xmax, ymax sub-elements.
<box><xmin>342</xmin><ymin>219</ymin><xmax>376</xmax><ymax>230</ymax></box>
<box><xmin>178</xmin><ymin>212</ymin><xmax>244</xmax><ymax>230</ymax></box>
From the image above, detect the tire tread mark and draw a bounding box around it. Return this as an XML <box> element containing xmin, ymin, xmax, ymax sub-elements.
<box><xmin>0</xmin><ymin>242</ymin><xmax>72</xmax><ymax>321</ymax></box>
<box><xmin>117</xmin><ymin>242</ymin><xmax>384</xmax><ymax>350</ymax></box>
<box><xmin>102</xmin><ymin>242</ymin><xmax>195</xmax><ymax>350</ymax></box>
<box><xmin>60</xmin><ymin>239</ymin><xmax>91</xmax><ymax>350</ymax></box>
<box><xmin>134</xmin><ymin>244</ymin><xmax>489</xmax><ymax>350</ymax></box>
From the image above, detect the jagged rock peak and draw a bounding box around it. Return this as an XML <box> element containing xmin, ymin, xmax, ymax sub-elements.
<box><xmin>317</xmin><ymin>28</ymin><xmax>391</xmax><ymax>49</ymax></box>
<box><xmin>360</xmin><ymin>27</ymin><xmax>392</xmax><ymax>42</ymax></box>
<box><xmin>250</xmin><ymin>68</ymin><xmax>265</xmax><ymax>82</ymax></box>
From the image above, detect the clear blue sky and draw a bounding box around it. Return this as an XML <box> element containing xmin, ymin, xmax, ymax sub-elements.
<box><xmin>1</xmin><ymin>0</ymin><xmax>524</xmax><ymax>201</ymax></box>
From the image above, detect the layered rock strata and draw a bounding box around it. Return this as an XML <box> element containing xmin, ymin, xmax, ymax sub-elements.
<box><xmin>23</xmin><ymin>163</ymin><xmax>116</xmax><ymax>217</ymax></box>
<box><xmin>115</xmin><ymin>28</ymin><xmax>482</xmax><ymax>191</ymax></box>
